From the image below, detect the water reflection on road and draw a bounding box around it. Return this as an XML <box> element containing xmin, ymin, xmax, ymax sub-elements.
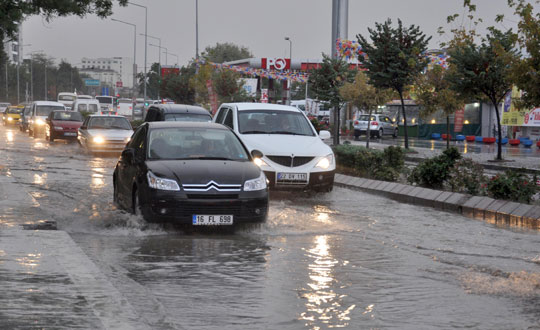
<box><xmin>1</xmin><ymin>124</ymin><xmax>539</xmax><ymax>329</ymax></box>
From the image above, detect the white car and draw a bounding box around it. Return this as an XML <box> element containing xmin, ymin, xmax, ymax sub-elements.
<box><xmin>78</xmin><ymin>115</ymin><xmax>133</xmax><ymax>153</ymax></box>
<box><xmin>213</xmin><ymin>103</ymin><xmax>334</xmax><ymax>192</ymax></box>
<box><xmin>28</xmin><ymin>101</ymin><xmax>66</xmax><ymax>138</ymax></box>
<box><xmin>353</xmin><ymin>114</ymin><xmax>398</xmax><ymax>139</ymax></box>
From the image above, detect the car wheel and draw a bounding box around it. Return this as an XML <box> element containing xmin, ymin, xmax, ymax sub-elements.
<box><xmin>393</xmin><ymin>128</ymin><xmax>398</xmax><ymax>138</ymax></box>
<box><xmin>113</xmin><ymin>178</ymin><xmax>120</xmax><ymax>206</ymax></box>
<box><xmin>132</xmin><ymin>188</ymin><xmax>142</xmax><ymax>216</ymax></box>
<box><xmin>377</xmin><ymin>128</ymin><xmax>383</xmax><ymax>138</ymax></box>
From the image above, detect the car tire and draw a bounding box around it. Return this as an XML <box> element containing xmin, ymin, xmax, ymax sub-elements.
<box><xmin>393</xmin><ymin>128</ymin><xmax>398</xmax><ymax>138</ymax></box>
<box><xmin>377</xmin><ymin>128</ymin><xmax>383</xmax><ymax>138</ymax></box>
<box><xmin>132</xmin><ymin>188</ymin><xmax>142</xmax><ymax>216</ymax></box>
<box><xmin>113</xmin><ymin>177</ymin><xmax>119</xmax><ymax>206</ymax></box>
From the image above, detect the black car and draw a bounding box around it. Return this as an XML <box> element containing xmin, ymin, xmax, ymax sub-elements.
<box><xmin>113</xmin><ymin>121</ymin><xmax>268</xmax><ymax>225</ymax></box>
<box><xmin>144</xmin><ymin>104</ymin><xmax>212</xmax><ymax>122</ymax></box>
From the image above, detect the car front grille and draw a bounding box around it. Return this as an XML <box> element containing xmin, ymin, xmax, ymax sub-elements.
<box><xmin>267</xmin><ymin>156</ymin><xmax>314</xmax><ymax>167</ymax></box>
<box><xmin>163</xmin><ymin>199</ymin><xmax>267</xmax><ymax>218</ymax></box>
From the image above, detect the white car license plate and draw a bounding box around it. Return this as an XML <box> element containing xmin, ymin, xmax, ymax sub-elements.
<box><xmin>64</xmin><ymin>132</ymin><xmax>77</xmax><ymax>136</ymax></box>
<box><xmin>192</xmin><ymin>215</ymin><xmax>233</xmax><ymax>225</ymax></box>
<box><xmin>277</xmin><ymin>172</ymin><xmax>308</xmax><ymax>182</ymax></box>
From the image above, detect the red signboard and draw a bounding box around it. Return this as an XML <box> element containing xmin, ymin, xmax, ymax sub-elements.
<box><xmin>260</xmin><ymin>88</ymin><xmax>268</xmax><ymax>103</ymax></box>
<box><xmin>161</xmin><ymin>67</ymin><xmax>180</xmax><ymax>77</ymax></box>
<box><xmin>454</xmin><ymin>108</ymin><xmax>465</xmax><ymax>132</ymax></box>
<box><xmin>116</xmin><ymin>81</ymin><xmax>123</xmax><ymax>87</ymax></box>
<box><xmin>261</xmin><ymin>58</ymin><xmax>291</xmax><ymax>70</ymax></box>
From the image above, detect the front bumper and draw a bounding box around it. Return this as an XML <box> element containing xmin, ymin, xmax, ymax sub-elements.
<box><xmin>139</xmin><ymin>189</ymin><xmax>269</xmax><ymax>224</ymax></box>
<box><xmin>263</xmin><ymin>170</ymin><xmax>335</xmax><ymax>191</ymax></box>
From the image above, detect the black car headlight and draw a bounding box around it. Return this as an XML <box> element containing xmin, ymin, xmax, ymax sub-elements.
<box><xmin>244</xmin><ymin>172</ymin><xmax>267</xmax><ymax>191</ymax></box>
<box><xmin>147</xmin><ymin>171</ymin><xmax>180</xmax><ymax>191</ymax></box>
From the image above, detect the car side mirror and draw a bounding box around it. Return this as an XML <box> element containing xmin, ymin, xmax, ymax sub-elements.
<box><xmin>122</xmin><ymin>148</ymin><xmax>135</xmax><ymax>163</ymax></box>
<box><xmin>319</xmin><ymin>130</ymin><xmax>331</xmax><ymax>140</ymax></box>
<box><xmin>251</xmin><ymin>149</ymin><xmax>264</xmax><ymax>159</ymax></box>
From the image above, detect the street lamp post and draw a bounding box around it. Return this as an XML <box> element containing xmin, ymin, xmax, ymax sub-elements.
<box><xmin>284</xmin><ymin>37</ymin><xmax>292</xmax><ymax>105</ymax></box>
<box><xmin>195</xmin><ymin>0</ymin><xmax>199</xmax><ymax>59</ymax></box>
<box><xmin>17</xmin><ymin>43</ymin><xmax>32</xmax><ymax>104</ymax></box>
<box><xmin>111</xmin><ymin>18</ymin><xmax>137</xmax><ymax>107</ymax></box>
<box><xmin>128</xmin><ymin>2</ymin><xmax>148</xmax><ymax>103</ymax></box>
<box><xmin>140</xmin><ymin>33</ymin><xmax>161</xmax><ymax>99</ymax></box>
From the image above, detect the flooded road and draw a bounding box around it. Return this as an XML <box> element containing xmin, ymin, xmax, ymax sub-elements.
<box><xmin>1</xmin><ymin>124</ymin><xmax>539</xmax><ymax>329</ymax></box>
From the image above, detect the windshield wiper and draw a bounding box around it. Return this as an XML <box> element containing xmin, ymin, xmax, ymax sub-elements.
<box><xmin>241</xmin><ymin>130</ymin><xmax>268</xmax><ymax>134</ymax></box>
<box><xmin>110</xmin><ymin>125</ymin><xmax>130</xmax><ymax>129</ymax></box>
<box><xmin>190</xmin><ymin>157</ymin><xmax>234</xmax><ymax>160</ymax></box>
<box><xmin>269</xmin><ymin>131</ymin><xmax>309</xmax><ymax>136</ymax></box>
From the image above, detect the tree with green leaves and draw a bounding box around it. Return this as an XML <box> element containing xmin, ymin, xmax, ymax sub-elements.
<box><xmin>309</xmin><ymin>54</ymin><xmax>356</xmax><ymax>145</ymax></box>
<box><xmin>357</xmin><ymin>19</ymin><xmax>431</xmax><ymax>149</ymax></box>
<box><xmin>415</xmin><ymin>65</ymin><xmax>466</xmax><ymax>149</ymax></box>
<box><xmin>506</xmin><ymin>0</ymin><xmax>540</xmax><ymax>109</ymax></box>
<box><xmin>137</xmin><ymin>63</ymin><xmax>160</xmax><ymax>100</ymax></box>
<box><xmin>212</xmin><ymin>68</ymin><xmax>250</xmax><ymax>104</ymax></box>
<box><xmin>161</xmin><ymin>65</ymin><xmax>196</xmax><ymax>104</ymax></box>
<box><xmin>0</xmin><ymin>0</ymin><xmax>127</xmax><ymax>60</ymax></box>
<box><xmin>340</xmin><ymin>71</ymin><xmax>394</xmax><ymax>148</ymax></box>
<box><xmin>446</xmin><ymin>28</ymin><xmax>519</xmax><ymax>160</ymax></box>
<box><xmin>201</xmin><ymin>43</ymin><xmax>253</xmax><ymax>64</ymax></box>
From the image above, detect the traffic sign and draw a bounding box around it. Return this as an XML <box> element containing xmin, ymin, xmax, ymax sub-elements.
<box><xmin>84</xmin><ymin>79</ymin><xmax>100</xmax><ymax>86</ymax></box>
<box><xmin>116</xmin><ymin>81</ymin><xmax>123</xmax><ymax>87</ymax></box>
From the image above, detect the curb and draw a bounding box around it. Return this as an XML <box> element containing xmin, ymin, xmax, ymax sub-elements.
<box><xmin>334</xmin><ymin>173</ymin><xmax>540</xmax><ymax>230</ymax></box>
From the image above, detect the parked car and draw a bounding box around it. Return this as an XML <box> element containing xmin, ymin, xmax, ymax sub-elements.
<box><xmin>45</xmin><ymin>110</ymin><xmax>84</xmax><ymax>142</ymax></box>
<box><xmin>144</xmin><ymin>104</ymin><xmax>212</xmax><ymax>122</ymax></box>
<box><xmin>2</xmin><ymin>105</ymin><xmax>24</xmax><ymax>125</ymax></box>
<box><xmin>214</xmin><ymin>102</ymin><xmax>334</xmax><ymax>192</ymax></box>
<box><xmin>19</xmin><ymin>104</ymin><xmax>33</xmax><ymax>132</ymax></box>
<box><xmin>72</xmin><ymin>99</ymin><xmax>101</xmax><ymax>114</ymax></box>
<box><xmin>78</xmin><ymin>115</ymin><xmax>133</xmax><ymax>153</ymax></box>
<box><xmin>28</xmin><ymin>101</ymin><xmax>66</xmax><ymax>137</ymax></box>
<box><xmin>353</xmin><ymin>114</ymin><xmax>398</xmax><ymax>139</ymax></box>
<box><xmin>113</xmin><ymin>121</ymin><xmax>268</xmax><ymax>225</ymax></box>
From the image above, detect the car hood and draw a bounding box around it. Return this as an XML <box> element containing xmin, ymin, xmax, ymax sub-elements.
<box><xmin>146</xmin><ymin>160</ymin><xmax>261</xmax><ymax>185</ymax></box>
<box><xmin>52</xmin><ymin>120</ymin><xmax>82</xmax><ymax>129</ymax></box>
<box><xmin>239</xmin><ymin>134</ymin><xmax>333</xmax><ymax>157</ymax></box>
<box><xmin>85</xmin><ymin>129</ymin><xmax>133</xmax><ymax>139</ymax></box>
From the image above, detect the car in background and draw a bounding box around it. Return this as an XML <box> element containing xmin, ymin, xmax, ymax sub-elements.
<box><xmin>113</xmin><ymin>121</ymin><xmax>268</xmax><ymax>225</ymax></box>
<box><xmin>214</xmin><ymin>103</ymin><xmax>334</xmax><ymax>192</ymax></box>
<box><xmin>133</xmin><ymin>103</ymin><xmax>144</xmax><ymax>120</ymax></box>
<box><xmin>78</xmin><ymin>115</ymin><xmax>133</xmax><ymax>153</ymax></box>
<box><xmin>57</xmin><ymin>92</ymin><xmax>77</xmax><ymax>110</ymax></box>
<box><xmin>2</xmin><ymin>105</ymin><xmax>24</xmax><ymax>125</ymax></box>
<box><xmin>19</xmin><ymin>104</ymin><xmax>32</xmax><ymax>132</ymax></box>
<box><xmin>291</xmin><ymin>100</ymin><xmax>306</xmax><ymax>112</ymax></box>
<box><xmin>353</xmin><ymin>114</ymin><xmax>398</xmax><ymax>139</ymax></box>
<box><xmin>45</xmin><ymin>110</ymin><xmax>84</xmax><ymax>142</ymax></box>
<box><xmin>96</xmin><ymin>95</ymin><xmax>118</xmax><ymax>115</ymax></box>
<box><xmin>0</xmin><ymin>102</ymin><xmax>10</xmax><ymax>113</ymax></box>
<box><xmin>116</xmin><ymin>98</ymin><xmax>134</xmax><ymax>118</ymax></box>
<box><xmin>28</xmin><ymin>101</ymin><xmax>66</xmax><ymax>137</ymax></box>
<box><xmin>72</xmin><ymin>99</ymin><xmax>100</xmax><ymax>114</ymax></box>
<box><xmin>76</xmin><ymin>95</ymin><xmax>93</xmax><ymax>100</ymax></box>
<box><xmin>144</xmin><ymin>104</ymin><xmax>212</xmax><ymax>122</ymax></box>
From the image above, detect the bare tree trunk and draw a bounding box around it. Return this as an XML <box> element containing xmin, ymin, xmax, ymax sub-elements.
<box><xmin>333</xmin><ymin>104</ymin><xmax>340</xmax><ymax>145</ymax></box>
<box><xmin>492</xmin><ymin>99</ymin><xmax>503</xmax><ymax>160</ymax></box>
<box><xmin>366</xmin><ymin>108</ymin><xmax>372</xmax><ymax>149</ymax></box>
<box><xmin>398</xmin><ymin>90</ymin><xmax>409</xmax><ymax>149</ymax></box>
<box><xmin>446</xmin><ymin>115</ymin><xmax>450</xmax><ymax>149</ymax></box>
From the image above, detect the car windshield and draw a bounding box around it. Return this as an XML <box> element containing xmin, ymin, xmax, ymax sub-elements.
<box><xmin>358</xmin><ymin>115</ymin><xmax>376</xmax><ymax>121</ymax></box>
<box><xmin>7</xmin><ymin>107</ymin><xmax>23</xmax><ymax>114</ymax></box>
<box><xmin>53</xmin><ymin>112</ymin><xmax>83</xmax><ymax>121</ymax></box>
<box><xmin>88</xmin><ymin>117</ymin><xmax>132</xmax><ymax>130</ymax></box>
<box><xmin>96</xmin><ymin>96</ymin><xmax>113</xmax><ymax>104</ymax></box>
<box><xmin>37</xmin><ymin>106</ymin><xmax>64</xmax><ymax>116</ymax></box>
<box><xmin>238</xmin><ymin>110</ymin><xmax>315</xmax><ymax>136</ymax></box>
<box><xmin>164</xmin><ymin>113</ymin><xmax>211</xmax><ymax>122</ymax></box>
<box><xmin>148</xmin><ymin>127</ymin><xmax>249</xmax><ymax>161</ymax></box>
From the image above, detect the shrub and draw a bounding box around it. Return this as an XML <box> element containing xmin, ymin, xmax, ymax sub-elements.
<box><xmin>310</xmin><ymin>117</ymin><xmax>321</xmax><ymax>132</ymax></box>
<box><xmin>486</xmin><ymin>170</ymin><xmax>537</xmax><ymax>204</ymax></box>
<box><xmin>334</xmin><ymin>144</ymin><xmax>359</xmax><ymax>169</ymax></box>
<box><xmin>333</xmin><ymin>145</ymin><xmax>404</xmax><ymax>181</ymax></box>
<box><xmin>443</xmin><ymin>158</ymin><xmax>487</xmax><ymax>195</ymax></box>
<box><xmin>408</xmin><ymin>147</ymin><xmax>462</xmax><ymax>189</ymax></box>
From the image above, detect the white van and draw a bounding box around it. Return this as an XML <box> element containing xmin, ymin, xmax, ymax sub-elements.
<box><xmin>57</xmin><ymin>92</ymin><xmax>77</xmax><ymax>110</ymax></box>
<box><xmin>96</xmin><ymin>95</ymin><xmax>117</xmax><ymax>114</ymax></box>
<box><xmin>72</xmin><ymin>99</ymin><xmax>101</xmax><ymax>114</ymax></box>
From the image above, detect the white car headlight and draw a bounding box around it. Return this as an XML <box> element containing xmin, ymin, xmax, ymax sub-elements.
<box><xmin>253</xmin><ymin>157</ymin><xmax>268</xmax><ymax>167</ymax></box>
<box><xmin>7</xmin><ymin>117</ymin><xmax>13</xmax><ymax>121</ymax></box>
<box><xmin>244</xmin><ymin>172</ymin><xmax>267</xmax><ymax>191</ymax></box>
<box><xmin>125</xmin><ymin>137</ymin><xmax>131</xmax><ymax>143</ymax></box>
<box><xmin>54</xmin><ymin>126</ymin><xmax>63</xmax><ymax>130</ymax></box>
<box><xmin>35</xmin><ymin>118</ymin><xmax>45</xmax><ymax>125</ymax></box>
<box><xmin>147</xmin><ymin>171</ymin><xmax>180</xmax><ymax>191</ymax></box>
<box><xmin>315</xmin><ymin>154</ymin><xmax>334</xmax><ymax>170</ymax></box>
<box><xmin>93</xmin><ymin>136</ymin><xmax>105</xmax><ymax>144</ymax></box>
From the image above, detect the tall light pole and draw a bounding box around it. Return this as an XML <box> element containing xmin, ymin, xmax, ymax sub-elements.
<box><xmin>195</xmin><ymin>0</ymin><xmax>199</xmax><ymax>59</ymax></box>
<box><xmin>111</xmin><ymin>18</ymin><xmax>137</xmax><ymax>104</ymax></box>
<box><xmin>140</xmin><ymin>33</ymin><xmax>161</xmax><ymax>99</ymax></box>
<box><xmin>129</xmin><ymin>2</ymin><xmax>147</xmax><ymax>103</ymax></box>
<box><xmin>28</xmin><ymin>50</ymin><xmax>43</xmax><ymax>102</ymax></box>
<box><xmin>17</xmin><ymin>43</ymin><xmax>31</xmax><ymax>104</ymax></box>
<box><xmin>284</xmin><ymin>37</ymin><xmax>292</xmax><ymax>105</ymax></box>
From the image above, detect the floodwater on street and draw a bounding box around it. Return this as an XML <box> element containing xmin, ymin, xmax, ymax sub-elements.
<box><xmin>1</xmin><ymin>123</ymin><xmax>539</xmax><ymax>329</ymax></box>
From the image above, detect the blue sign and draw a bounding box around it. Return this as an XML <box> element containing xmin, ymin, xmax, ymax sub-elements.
<box><xmin>84</xmin><ymin>79</ymin><xmax>100</xmax><ymax>86</ymax></box>
<box><xmin>101</xmin><ymin>87</ymin><xmax>109</xmax><ymax>96</ymax></box>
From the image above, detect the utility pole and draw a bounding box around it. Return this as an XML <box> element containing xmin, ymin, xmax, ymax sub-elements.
<box><xmin>129</xmin><ymin>2</ymin><xmax>148</xmax><ymax>102</ymax></box>
<box><xmin>196</xmin><ymin>0</ymin><xmax>199</xmax><ymax>59</ymax></box>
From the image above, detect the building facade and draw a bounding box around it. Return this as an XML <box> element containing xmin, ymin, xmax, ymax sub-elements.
<box><xmin>3</xmin><ymin>22</ymin><xmax>21</xmax><ymax>64</ymax></box>
<box><xmin>77</xmin><ymin>57</ymin><xmax>134</xmax><ymax>88</ymax></box>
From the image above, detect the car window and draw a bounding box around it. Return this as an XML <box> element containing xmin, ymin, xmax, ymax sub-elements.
<box><xmin>215</xmin><ymin>108</ymin><xmax>227</xmax><ymax>124</ymax></box>
<box><xmin>164</xmin><ymin>113</ymin><xmax>212</xmax><ymax>122</ymax></box>
<box><xmin>129</xmin><ymin>125</ymin><xmax>146</xmax><ymax>158</ymax></box>
<box><xmin>88</xmin><ymin>104</ymin><xmax>99</xmax><ymax>113</ymax></box>
<box><xmin>78</xmin><ymin>104</ymin><xmax>87</xmax><ymax>111</ymax></box>
<box><xmin>36</xmin><ymin>105</ymin><xmax>65</xmax><ymax>116</ymax></box>
<box><xmin>7</xmin><ymin>107</ymin><xmax>22</xmax><ymax>114</ymax></box>
<box><xmin>147</xmin><ymin>127</ymin><xmax>249</xmax><ymax>161</ymax></box>
<box><xmin>88</xmin><ymin>117</ymin><xmax>132</xmax><ymax>130</ymax></box>
<box><xmin>223</xmin><ymin>109</ymin><xmax>233</xmax><ymax>129</ymax></box>
<box><xmin>52</xmin><ymin>112</ymin><xmax>83</xmax><ymax>121</ymax></box>
<box><xmin>359</xmin><ymin>115</ymin><xmax>376</xmax><ymax>121</ymax></box>
<box><xmin>237</xmin><ymin>110</ymin><xmax>315</xmax><ymax>136</ymax></box>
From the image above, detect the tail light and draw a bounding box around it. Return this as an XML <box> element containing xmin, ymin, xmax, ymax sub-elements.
<box><xmin>354</xmin><ymin>120</ymin><xmax>359</xmax><ymax>125</ymax></box>
<box><xmin>371</xmin><ymin>121</ymin><xmax>379</xmax><ymax>126</ymax></box>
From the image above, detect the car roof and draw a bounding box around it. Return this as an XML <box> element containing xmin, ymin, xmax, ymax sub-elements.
<box><xmin>75</xmin><ymin>99</ymin><xmax>99</xmax><ymax>103</ymax></box>
<box><xmin>150</xmin><ymin>104</ymin><xmax>210</xmax><ymax>115</ymax></box>
<box><xmin>147</xmin><ymin>121</ymin><xmax>228</xmax><ymax>130</ymax></box>
<box><xmin>33</xmin><ymin>101</ymin><xmax>65</xmax><ymax>106</ymax></box>
<box><xmin>222</xmin><ymin>102</ymin><xmax>302</xmax><ymax>112</ymax></box>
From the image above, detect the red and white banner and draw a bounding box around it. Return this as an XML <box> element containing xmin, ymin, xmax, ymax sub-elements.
<box><xmin>260</xmin><ymin>88</ymin><xmax>268</xmax><ymax>103</ymax></box>
<box><xmin>454</xmin><ymin>108</ymin><xmax>465</xmax><ymax>132</ymax></box>
<box><xmin>206</xmin><ymin>80</ymin><xmax>219</xmax><ymax>115</ymax></box>
<box><xmin>261</xmin><ymin>58</ymin><xmax>290</xmax><ymax>70</ymax></box>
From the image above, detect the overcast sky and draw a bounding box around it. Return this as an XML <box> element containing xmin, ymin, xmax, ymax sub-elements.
<box><xmin>22</xmin><ymin>0</ymin><xmax>519</xmax><ymax>69</ymax></box>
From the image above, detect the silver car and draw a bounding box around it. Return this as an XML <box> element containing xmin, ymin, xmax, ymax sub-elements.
<box><xmin>78</xmin><ymin>115</ymin><xmax>133</xmax><ymax>153</ymax></box>
<box><xmin>353</xmin><ymin>114</ymin><xmax>398</xmax><ymax>139</ymax></box>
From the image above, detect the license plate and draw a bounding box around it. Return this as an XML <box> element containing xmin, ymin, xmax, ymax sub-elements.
<box><xmin>277</xmin><ymin>172</ymin><xmax>308</xmax><ymax>182</ymax></box>
<box><xmin>64</xmin><ymin>132</ymin><xmax>77</xmax><ymax>136</ymax></box>
<box><xmin>192</xmin><ymin>215</ymin><xmax>233</xmax><ymax>225</ymax></box>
